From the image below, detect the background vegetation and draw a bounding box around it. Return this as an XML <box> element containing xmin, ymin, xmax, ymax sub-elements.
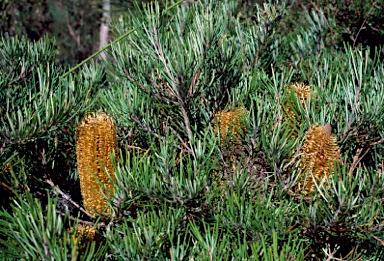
<box><xmin>1</xmin><ymin>0</ymin><xmax>384</xmax><ymax>260</ymax></box>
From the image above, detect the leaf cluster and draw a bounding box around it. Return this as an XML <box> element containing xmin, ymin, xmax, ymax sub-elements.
<box><xmin>0</xmin><ymin>35</ymin><xmax>102</xmax><ymax>205</ymax></box>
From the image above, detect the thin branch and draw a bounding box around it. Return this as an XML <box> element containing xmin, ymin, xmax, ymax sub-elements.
<box><xmin>125</xmin><ymin>144</ymin><xmax>149</xmax><ymax>152</ymax></box>
<box><xmin>154</xmin><ymin>73</ymin><xmax>178</xmax><ymax>100</ymax></box>
<box><xmin>131</xmin><ymin>114</ymin><xmax>165</xmax><ymax>143</ymax></box>
<box><xmin>327</xmin><ymin>200</ymin><xmax>344</xmax><ymax>228</ymax></box>
<box><xmin>153</xmin><ymin>26</ymin><xmax>174</xmax><ymax>86</ymax></box>
<box><xmin>66</xmin><ymin>17</ymin><xmax>80</xmax><ymax>48</ymax></box>
<box><xmin>187</xmin><ymin>72</ymin><xmax>200</xmax><ymax>98</ymax></box>
<box><xmin>352</xmin><ymin>1</ymin><xmax>377</xmax><ymax>48</ymax></box>
<box><xmin>131</xmin><ymin>114</ymin><xmax>191</xmax><ymax>153</ymax></box>
<box><xmin>46</xmin><ymin>179</ymin><xmax>96</xmax><ymax>219</ymax></box>
<box><xmin>371</xmin><ymin>137</ymin><xmax>384</xmax><ymax>146</ymax></box>
<box><xmin>341</xmin><ymin>86</ymin><xmax>362</xmax><ymax>141</ymax></box>
<box><xmin>180</xmin><ymin>105</ymin><xmax>194</xmax><ymax>148</ymax></box>
<box><xmin>124</xmin><ymin>69</ymin><xmax>178</xmax><ymax>105</ymax></box>
<box><xmin>61</xmin><ymin>27</ymin><xmax>136</xmax><ymax>78</ymax></box>
<box><xmin>372</xmin><ymin>235</ymin><xmax>384</xmax><ymax>245</ymax></box>
<box><xmin>348</xmin><ymin>147</ymin><xmax>370</xmax><ymax>176</ymax></box>
<box><xmin>12</xmin><ymin>67</ymin><xmax>34</xmax><ymax>84</ymax></box>
<box><xmin>55</xmin><ymin>209</ymin><xmax>106</xmax><ymax>228</ymax></box>
<box><xmin>145</xmin><ymin>73</ymin><xmax>179</xmax><ymax>104</ymax></box>
<box><xmin>151</xmin><ymin>24</ymin><xmax>195</xmax><ymax>151</ymax></box>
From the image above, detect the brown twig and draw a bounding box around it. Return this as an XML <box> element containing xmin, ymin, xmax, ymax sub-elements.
<box><xmin>145</xmin><ymin>73</ymin><xmax>179</xmax><ymax>105</ymax></box>
<box><xmin>131</xmin><ymin>111</ymin><xmax>191</xmax><ymax>154</ymax></box>
<box><xmin>46</xmin><ymin>179</ymin><xmax>96</xmax><ymax>219</ymax></box>
<box><xmin>131</xmin><ymin>114</ymin><xmax>165</xmax><ymax>142</ymax></box>
<box><xmin>152</xmin><ymin>26</ymin><xmax>195</xmax><ymax>154</ymax></box>
<box><xmin>352</xmin><ymin>1</ymin><xmax>377</xmax><ymax>48</ymax></box>
<box><xmin>372</xmin><ymin>235</ymin><xmax>384</xmax><ymax>245</ymax></box>
<box><xmin>348</xmin><ymin>147</ymin><xmax>370</xmax><ymax>176</ymax></box>
<box><xmin>55</xmin><ymin>209</ymin><xmax>106</xmax><ymax>228</ymax></box>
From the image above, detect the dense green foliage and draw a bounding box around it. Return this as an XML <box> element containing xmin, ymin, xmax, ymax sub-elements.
<box><xmin>1</xmin><ymin>0</ymin><xmax>384</xmax><ymax>260</ymax></box>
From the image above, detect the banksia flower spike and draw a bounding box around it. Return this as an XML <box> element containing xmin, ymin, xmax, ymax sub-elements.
<box><xmin>288</xmin><ymin>82</ymin><xmax>312</xmax><ymax>105</ymax></box>
<box><xmin>71</xmin><ymin>224</ymin><xmax>97</xmax><ymax>243</ymax></box>
<box><xmin>212</xmin><ymin>106</ymin><xmax>248</xmax><ymax>188</ymax></box>
<box><xmin>213</xmin><ymin>106</ymin><xmax>248</xmax><ymax>146</ymax></box>
<box><xmin>284</xmin><ymin>82</ymin><xmax>312</xmax><ymax>128</ymax></box>
<box><xmin>76</xmin><ymin>111</ymin><xmax>118</xmax><ymax>214</ymax></box>
<box><xmin>296</xmin><ymin>123</ymin><xmax>340</xmax><ymax>195</ymax></box>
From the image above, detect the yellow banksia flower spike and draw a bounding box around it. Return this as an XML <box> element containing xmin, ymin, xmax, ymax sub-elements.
<box><xmin>284</xmin><ymin>82</ymin><xmax>312</xmax><ymax>125</ymax></box>
<box><xmin>70</xmin><ymin>224</ymin><xmax>98</xmax><ymax>244</ymax></box>
<box><xmin>213</xmin><ymin>106</ymin><xmax>248</xmax><ymax>146</ymax></box>
<box><xmin>297</xmin><ymin>123</ymin><xmax>340</xmax><ymax>195</ymax></box>
<box><xmin>288</xmin><ymin>82</ymin><xmax>312</xmax><ymax>105</ymax></box>
<box><xmin>76</xmin><ymin>111</ymin><xmax>118</xmax><ymax>214</ymax></box>
<box><xmin>212</xmin><ymin>106</ymin><xmax>248</xmax><ymax>188</ymax></box>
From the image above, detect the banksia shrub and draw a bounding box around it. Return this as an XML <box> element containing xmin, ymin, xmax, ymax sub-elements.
<box><xmin>296</xmin><ymin>123</ymin><xmax>340</xmax><ymax>195</ymax></box>
<box><xmin>3</xmin><ymin>1</ymin><xmax>384</xmax><ymax>260</ymax></box>
<box><xmin>76</xmin><ymin>111</ymin><xmax>118</xmax><ymax>214</ymax></box>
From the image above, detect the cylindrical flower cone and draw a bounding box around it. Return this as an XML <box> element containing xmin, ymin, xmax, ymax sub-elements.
<box><xmin>214</xmin><ymin>106</ymin><xmax>248</xmax><ymax>146</ymax></box>
<box><xmin>76</xmin><ymin>111</ymin><xmax>118</xmax><ymax>214</ymax></box>
<box><xmin>297</xmin><ymin>123</ymin><xmax>340</xmax><ymax>195</ymax></box>
<box><xmin>283</xmin><ymin>82</ymin><xmax>313</xmax><ymax>138</ymax></box>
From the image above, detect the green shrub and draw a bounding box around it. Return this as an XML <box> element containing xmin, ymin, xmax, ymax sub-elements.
<box><xmin>1</xmin><ymin>0</ymin><xmax>384</xmax><ymax>260</ymax></box>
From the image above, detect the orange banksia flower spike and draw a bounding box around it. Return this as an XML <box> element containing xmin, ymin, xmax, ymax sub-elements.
<box><xmin>297</xmin><ymin>123</ymin><xmax>340</xmax><ymax>195</ymax></box>
<box><xmin>76</xmin><ymin>111</ymin><xmax>118</xmax><ymax>214</ymax></box>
